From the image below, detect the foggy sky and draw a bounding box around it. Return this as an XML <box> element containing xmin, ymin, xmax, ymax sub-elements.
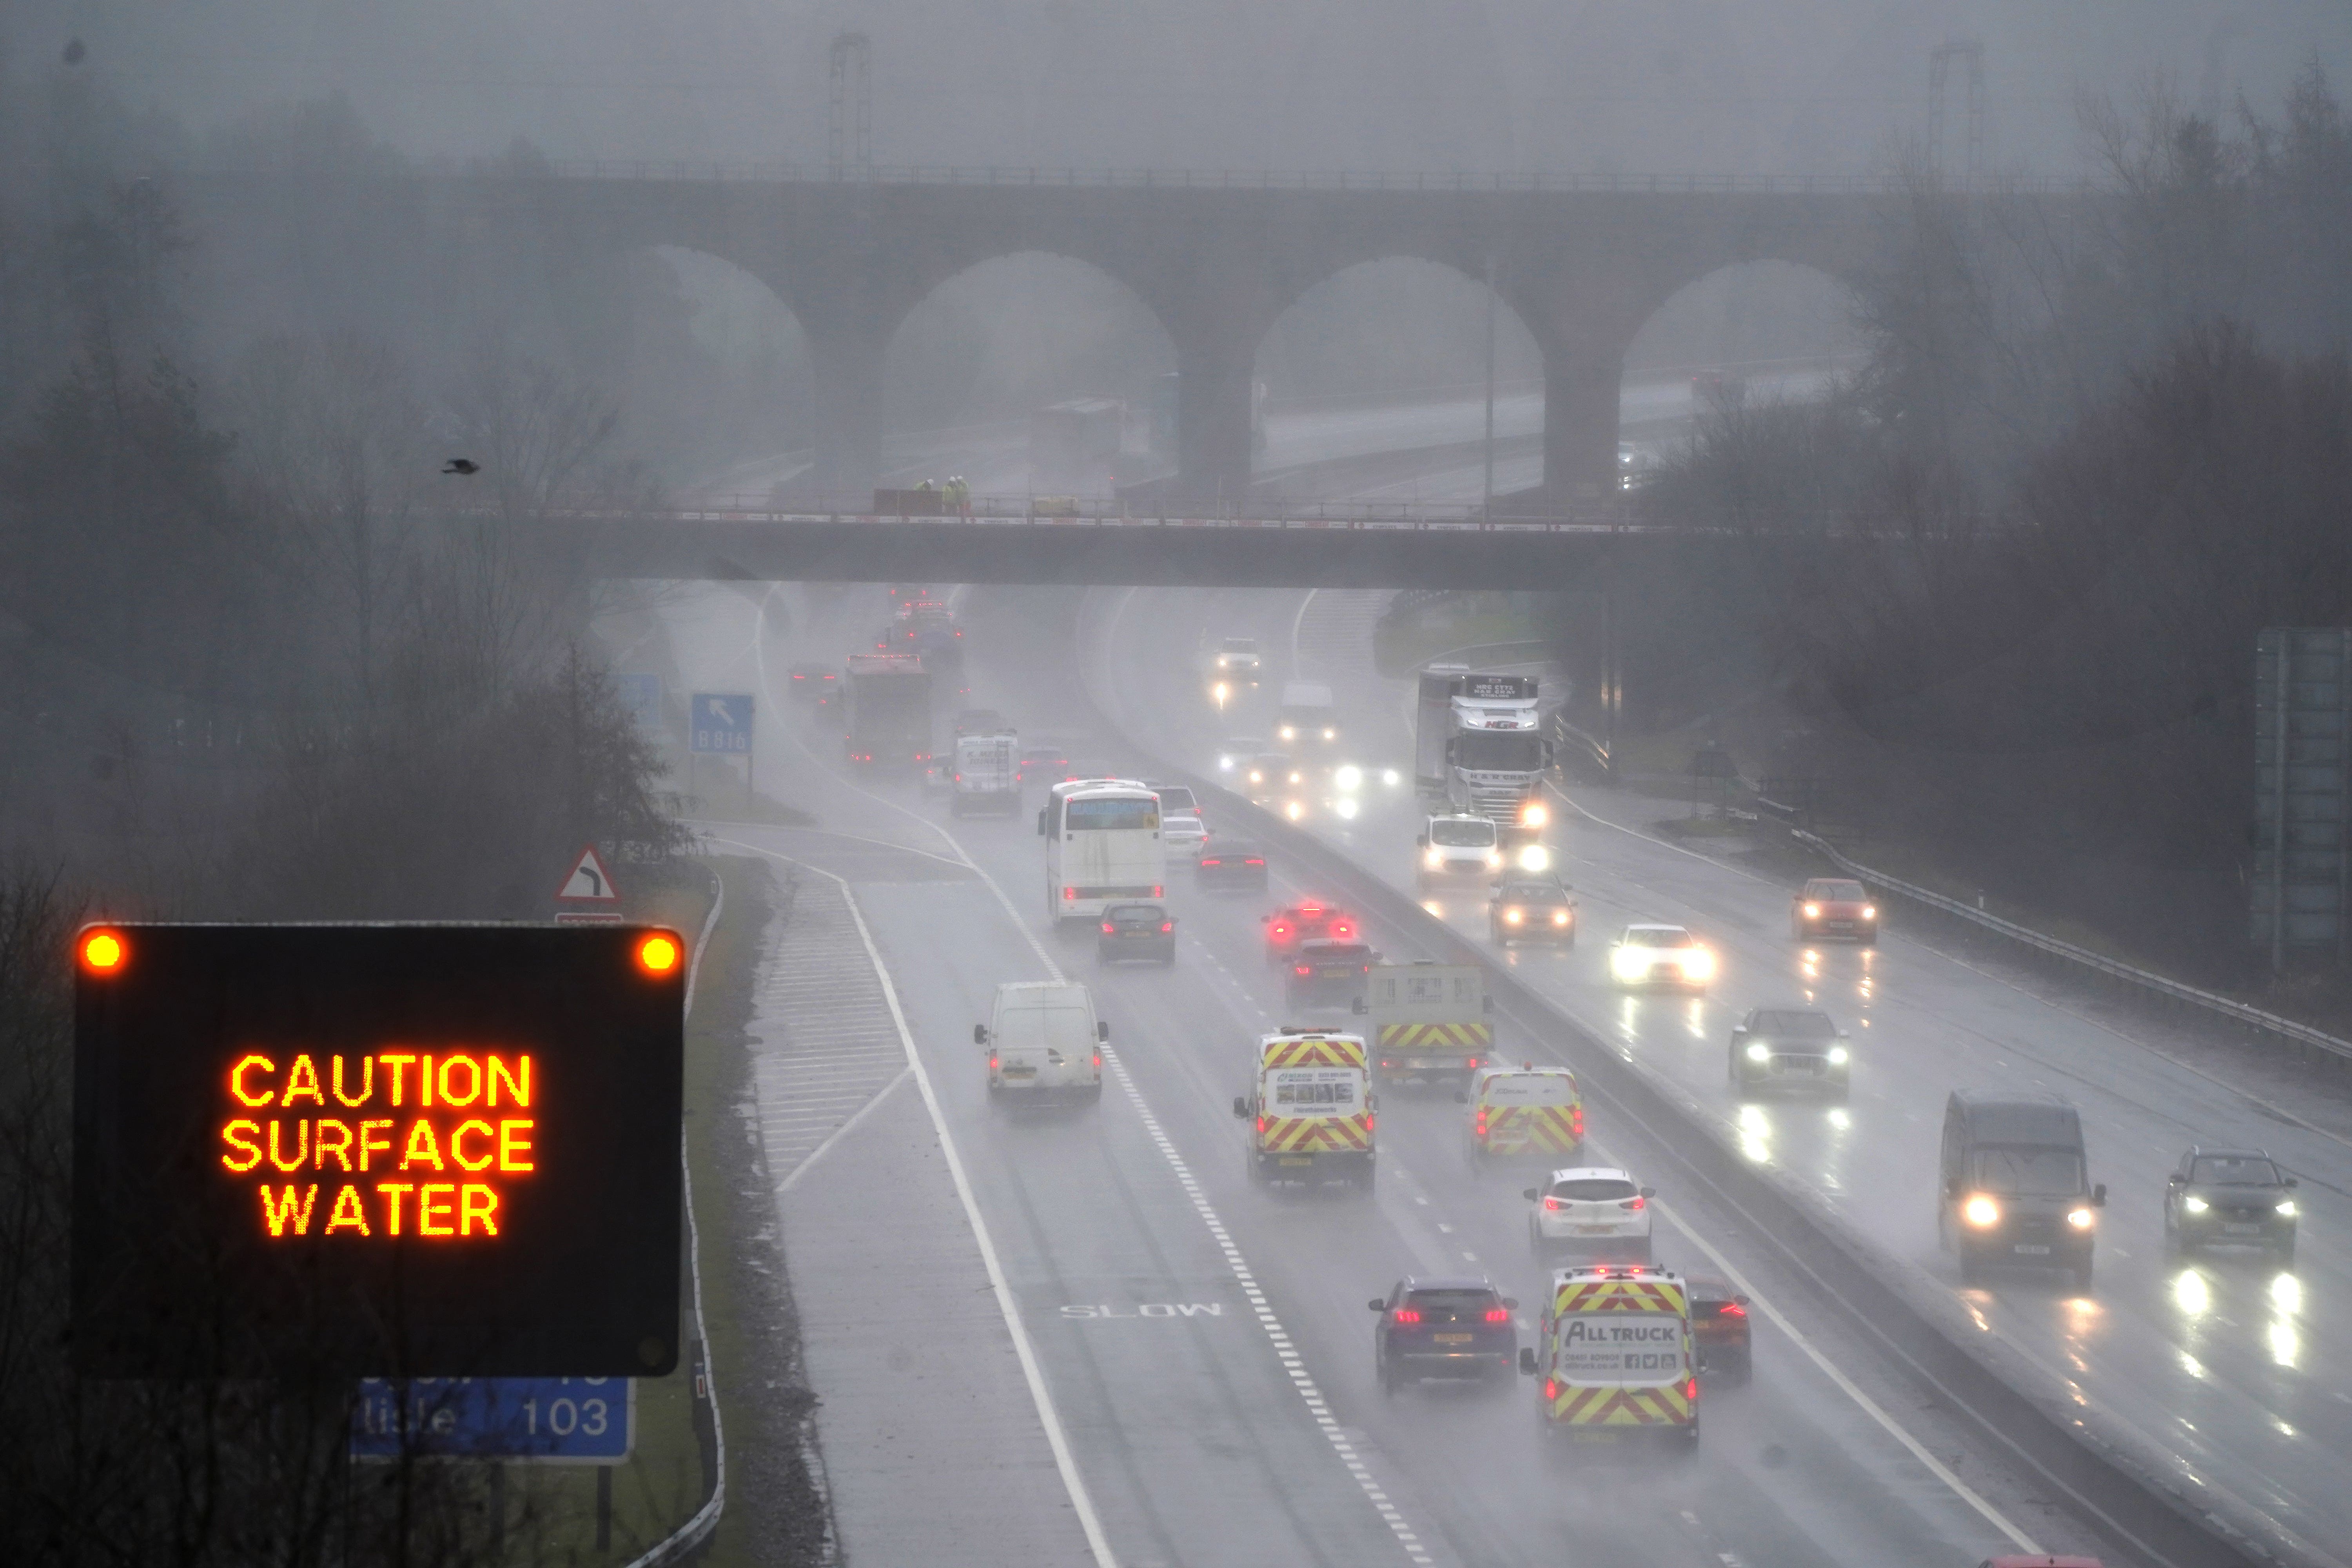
<box><xmin>29</xmin><ymin>2</ymin><xmax>2351</xmax><ymax>178</ymax></box>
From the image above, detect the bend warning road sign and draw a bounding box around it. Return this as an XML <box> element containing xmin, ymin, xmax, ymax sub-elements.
<box><xmin>690</xmin><ymin>693</ymin><xmax>754</xmax><ymax>755</ymax></box>
<box><xmin>71</xmin><ymin>922</ymin><xmax>687</xmax><ymax>1379</ymax></box>
<box><xmin>555</xmin><ymin>844</ymin><xmax>620</xmax><ymax>903</ymax></box>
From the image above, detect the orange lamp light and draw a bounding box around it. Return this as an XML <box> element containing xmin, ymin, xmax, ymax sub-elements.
<box><xmin>636</xmin><ymin>934</ymin><xmax>682</xmax><ymax>975</ymax></box>
<box><xmin>81</xmin><ymin>929</ymin><xmax>127</xmax><ymax>973</ymax></box>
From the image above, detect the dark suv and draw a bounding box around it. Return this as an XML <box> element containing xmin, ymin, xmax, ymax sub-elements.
<box><xmin>1489</xmin><ymin>879</ymin><xmax>1577</xmax><ymax>947</ymax></box>
<box><xmin>1728</xmin><ymin>1007</ymin><xmax>1850</xmax><ymax>1098</ymax></box>
<box><xmin>1368</xmin><ymin>1276</ymin><xmax>1517</xmax><ymax>1392</ymax></box>
<box><xmin>1286</xmin><ymin>939</ymin><xmax>1377</xmax><ymax>1007</ymax></box>
<box><xmin>2165</xmin><ymin>1147</ymin><xmax>2297</xmax><ymax>1265</ymax></box>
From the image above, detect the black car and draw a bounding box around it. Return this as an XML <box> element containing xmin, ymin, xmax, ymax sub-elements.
<box><xmin>1286</xmin><ymin>938</ymin><xmax>1377</xmax><ymax>1007</ymax></box>
<box><xmin>1686</xmin><ymin>1274</ymin><xmax>1753</xmax><ymax>1384</ymax></box>
<box><xmin>2165</xmin><ymin>1147</ymin><xmax>2298</xmax><ymax>1263</ymax></box>
<box><xmin>1368</xmin><ymin>1276</ymin><xmax>1517</xmax><ymax>1392</ymax></box>
<box><xmin>1728</xmin><ymin>1007</ymin><xmax>1850</xmax><ymax>1098</ymax></box>
<box><xmin>1097</xmin><ymin>902</ymin><xmax>1176</xmax><ymax>965</ymax></box>
<box><xmin>1195</xmin><ymin>840</ymin><xmax>1270</xmax><ymax>891</ymax></box>
<box><xmin>1489</xmin><ymin>879</ymin><xmax>1577</xmax><ymax>946</ymax></box>
<box><xmin>786</xmin><ymin>662</ymin><xmax>837</xmax><ymax>701</ymax></box>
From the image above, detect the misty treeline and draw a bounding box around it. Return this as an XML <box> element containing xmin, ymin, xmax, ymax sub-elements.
<box><xmin>1625</xmin><ymin>66</ymin><xmax>2352</xmax><ymax>985</ymax></box>
<box><xmin>0</xmin><ymin>56</ymin><xmax>691</xmax><ymax>1568</ymax></box>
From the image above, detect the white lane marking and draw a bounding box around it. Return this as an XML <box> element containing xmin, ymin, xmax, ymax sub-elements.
<box><xmin>730</xmin><ymin>838</ymin><xmax>1119</xmax><ymax>1568</ymax></box>
<box><xmin>775</xmin><ymin>1068</ymin><xmax>913</xmax><ymax>1194</ymax></box>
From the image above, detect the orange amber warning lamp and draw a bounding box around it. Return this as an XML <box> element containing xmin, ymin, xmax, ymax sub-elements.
<box><xmin>71</xmin><ymin>922</ymin><xmax>687</xmax><ymax>1379</ymax></box>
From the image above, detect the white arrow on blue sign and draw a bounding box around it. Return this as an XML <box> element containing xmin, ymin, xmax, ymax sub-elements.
<box><xmin>349</xmin><ymin>1377</ymin><xmax>633</xmax><ymax>1464</ymax></box>
<box><xmin>689</xmin><ymin>693</ymin><xmax>755</xmax><ymax>755</ymax></box>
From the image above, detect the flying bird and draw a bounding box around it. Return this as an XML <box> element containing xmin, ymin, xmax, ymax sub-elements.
<box><xmin>441</xmin><ymin>459</ymin><xmax>480</xmax><ymax>476</ymax></box>
<box><xmin>63</xmin><ymin>38</ymin><xmax>85</xmax><ymax>65</ymax></box>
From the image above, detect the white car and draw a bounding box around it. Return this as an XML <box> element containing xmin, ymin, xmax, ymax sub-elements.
<box><xmin>1526</xmin><ymin>1166</ymin><xmax>1654</xmax><ymax>1261</ymax></box>
<box><xmin>1163</xmin><ymin>812</ymin><xmax>1207</xmax><ymax>853</ymax></box>
<box><xmin>1608</xmin><ymin>924</ymin><xmax>1716</xmax><ymax>991</ymax></box>
<box><xmin>1216</xmin><ymin>737</ymin><xmax>1267</xmax><ymax>776</ymax></box>
<box><xmin>1417</xmin><ymin>815</ymin><xmax>1504</xmax><ymax>887</ymax></box>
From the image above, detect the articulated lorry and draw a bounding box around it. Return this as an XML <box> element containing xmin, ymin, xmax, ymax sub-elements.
<box><xmin>842</xmin><ymin>652</ymin><xmax>933</xmax><ymax>769</ymax></box>
<box><xmin>1415</xmin><ymin>666</ymin><xmax>1552</xmax><ymax>828</ymax></box>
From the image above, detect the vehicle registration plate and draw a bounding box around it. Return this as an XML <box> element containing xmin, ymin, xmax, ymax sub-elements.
<box><xmin>1279</xmin><ymin>1156</ymin><xmax>1313</xmax><ymax>1167</ymax></box>
<box><xmin>1575</xmin><ymin>1225</ymin><xmax>1615</xmax><ymax>1235</ymax></box>
<box><xmin>2012</xmin><ymin>1243</ymin><xmax>2051</xmax><ymax>1255</ymax></box>
<box><xmin>2223</xmin><ymin>1222</ymin><xmax>2262</xmax><ymax>1234</ymax></box>
<box><xmin>1002</xmin><ymin>1067</ymin><xmax>1036</xmax><ymax>1079</ymax></box>
<box><xmin>1434</xmin><ymin>1333</ymin><xmax>1474</xmax><ymax>1344</ymax></box>
<box><xmin>1319</xmin><ymin>967</ymin><xmax>1354</xmax><ymax>978</ymax></box>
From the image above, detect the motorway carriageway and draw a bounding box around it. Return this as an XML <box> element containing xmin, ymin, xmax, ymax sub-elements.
<box><xmin>653</xmin><ymin>579</ymin><xmax>2130</xmax><ymax>1568</ymax></box>
<box><xmin>1090</xmin><ymin>583</ymin><xmax>2352</xmax><ymax>1568</ymax></box>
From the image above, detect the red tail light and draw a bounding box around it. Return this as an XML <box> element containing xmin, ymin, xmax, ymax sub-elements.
<box><xmin>1363</xmin><ymin>1112</ymin><xmax>1374</xmax><ymax>1133</ymax></box>
<box><xmin>1092</xmin><ymin>1052</ymin><xmax>1102</xmax><ymax>1069</ymax></box>
<box><xmin>1622</xmin><ymin>1196</ymin><xmax>1645</xmax><ymax>1211</ymax></box>
<box><xmin>1543</xmin><ymin>1377</ymin><xmax>1559</xmax><ymax>1401</ymax></box>
<box><xmin>1475</xmin><ymin>1107</ymin><xmax>1489</xmax><ymax>1136</ymax></box>
<box><xmin>1246</xmin><ymin>857</ymin><xmax>1264</xmax><ymax>866</ymax></box>
<box><xmin>1719</xmin><ymin>1301</ymin><xmax>1747</xmax><ymax>1319</ymax></box>
<box><xmin>1543</xmin><ymin>1196</ymin><xmax>1564</xmax><ymax>1211</ymax></box>
<box><xmin>988</xmin><ymin>1054</ymin><xmax>998</xmax><ymax>1071</ymax></box>
<box><xmin>1484</xmin><ymin>1307</ymin><xmax>1510</xmax><ymax>1324</ymax></box>
<box><xmin>1062</xmin><ymin>887</ymin><xmax>1077</xmax><ymax>901</ymax></box>
<box><xmin>1572</xmin><ymin>1107</ymin><xmax>1586</xmax><ymax>1140</ymax></box>
<box><xmin>1392</xmin><ymin>1308</ymin><xmax>1421</xmax><ymax>1325</ymax></box>
<box><xmin>1465</xmin><ymin>1057</ymin><xmax>1481</xmax><ymax>1070</ymax></box>
<box><xmin>1255</xmin><ymin>1115</ymin><xmax>1266</xmax><ymax>1134</ymax></box>
<box><xmin>1101</xmin><ymin>922</ymin><xmax>1116</xmax><ymax>935</ymax></box>
<box><xmin>1294</xmin><ymin>964</ymin><xmax>1312</xmax><ymax>976</ymax></box>
<box><xmin>1683</xmin><ymin>1376</ymin><xmax>1699</xmax><ymax>1402</ymax></box>
<box><xmin>1152</xmin><ymin>885</ymin><xmax>1163</xmax><ymax>897</ymax></box>
<box><xmin>1160</xmin><ymin>922</ymin><xmax>1172</xmax><ymax>933</ymax></box>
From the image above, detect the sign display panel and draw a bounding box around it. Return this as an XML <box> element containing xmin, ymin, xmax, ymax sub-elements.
<box><xmin>73</xmin><ymin>924</ymin><xmax>686</xmax><ymax>1379</ymax></box>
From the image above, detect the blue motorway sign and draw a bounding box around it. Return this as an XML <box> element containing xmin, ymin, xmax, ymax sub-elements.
<box><xmin>350</xmin><ymin>1377</ymin><xmax>633</xmax><ymax>1463</ymax></box>
<box><xmin>690</xmin><ymin>693</ymin><xmax>754</xmax><ymax>755</ymax></box>
<box><xmin>613</xmin><ymin>674</ymin><xmax>663</xmax><ymax>734</ymax></box>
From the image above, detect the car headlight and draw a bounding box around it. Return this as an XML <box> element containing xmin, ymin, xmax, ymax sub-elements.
<box><xmin>1522</xmin><ymin>802</ymin><xmax>1548</xmax><ymax>828</ymax></box>
<box><xmin>1552</xmin><ymin>909</ymin><xmax>1570</xmax><ymax>926</ymax></box>
<box><xmin>1288</xmin><ymin>771</ymin><xmax>1303</xmax><ymax>785</ymax></box>
<box><xmin>1962</xmin><ymin>1194</ymin><xmax>2001</xmax><ymax>1228</ymax></box>
<box><xmin>1278</xmin><ymin>725</ymin><xmax>1296</xmax><ymax>740</ymax></box>
<box><xmin>1334</xmin><ymin>765</ymin><xmax>1363</xmax><ymax>791</ymax></box>
<box><xmin>2183</xmin><ymin>1196</ymin><xmax>2209</xmax><ymax>1213</ymax></box>
<box><xmin>2067</xmin><ymin>1207</ymin><xmax>2095</xmax><ymax>1230</ymax></box>
<box><xmin>1503</xmin><ymin>908</ymin><xmax>1524</xmax><ymax>924</ymax></box>
<box><xmin>1424</xmin><ymin>848</ymin><xmax>1445</xmax><ymax>869</ymax></box>
<box><xmin>1485</xmin><ymin>850</ymin><xmax>1505</xmax><ymax>870</ymax></box>
<box><xmin>1679</xmin><ymin>948</ymin><xmax>1715</xmax><ymax>981</ymax></box>
<box><xmin>1335</xmin><ymin>797</ymin><xmax>1359</xmax><ymax>819</ymax></box>
<box><xmin>1827</xmin><ymin>1046</ymin><xmax>1849</xmax><ymax>1065</ymax></box>
<box><xmin>2276</xmin><ymin>1199</ymin><xmax>2297</xmax><ymax>1218</ymax></box>
<box><xmin>1285</xmin><ymin>800</ymin><xmax>1305</xmax><ymax>820</ymax></box>
<box><xmin>1610</xmin><ymin>948</ymin><xmax>1646</xmax><ymax>980</ymax></box>
<box><xmin>1745</xmin><ymin>1042</ymin><xmax>1771</xmax><ymax>1062</ymax></box>
<box><xmin>1219</xmin><ymin>755</ymin><xmax>1235</xmax><ymax>771</ymax></box>
<box><xmin>1802</xmin><ymin>903</ymin><xmax>1821</xmax><ymax>919</ymax></box>
<box><xmin>1382</xmin><ymin>769</ymin><xmax>1401</xmax><ymax>786</ymax></box>
<box><xmin>1322</xmin><ymin>727</ymin><xmax>1336</xmax><ymax>741</ymax></box>
<box><xmin>1518</xmin><ymin>844</ymin><xmax>1551</xmax><ymax>872</ymax></box>
<box><xmin>1862</xmin><ymin>906</ymin><xmax>1877</xmax><ymax>920</ymax></box>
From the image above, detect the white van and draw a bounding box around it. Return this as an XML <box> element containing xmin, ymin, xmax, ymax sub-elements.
<box><xmin>976</xmin><ymin>981</ymin><xmax>1106</xmax><ymax>1103</ymax></box>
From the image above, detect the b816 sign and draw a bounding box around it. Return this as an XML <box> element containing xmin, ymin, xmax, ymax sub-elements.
<box><xmin>72</xmin><ymin>924</ymin><xmax>687</xmax><ymax>1379</ymax></box>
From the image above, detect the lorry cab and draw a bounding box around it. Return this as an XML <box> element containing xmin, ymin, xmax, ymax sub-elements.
<box><xmin>1277</xmin><ymin>681</ymin><xmax>1340</xmax><ymax>755</ymax></box>
<box><xmin>1939</xmin><ymin>1091</ymin><xmax>2105</xmax><ymax>1291</ymax></box>
<box><xmin>1519</xmin><ymin>1264</ymin><xmax>1698</xmax><ymax>1450</ymax></box>
<box><xmin>976</xmin><ymin>982</ymin><xmax>1106</xmax><ymax>1103</ymax></box>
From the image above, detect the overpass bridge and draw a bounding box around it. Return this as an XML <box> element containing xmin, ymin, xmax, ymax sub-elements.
<box><xmin>191</xmin><ymin>163</ymin><xmax>2083</xmax><ymax>506</ymax></box>
<box><xmin>510</xmin><ymin>501</ymin><xmax>1936</xmax><ymax>590</ymax></box>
